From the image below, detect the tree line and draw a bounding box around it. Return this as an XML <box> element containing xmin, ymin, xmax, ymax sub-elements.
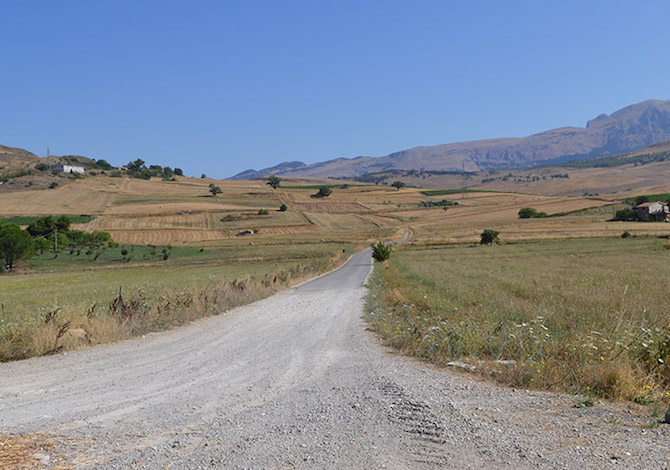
<box><xmin>0</xmin><ymin>215</ymin><xmax>114</xmax><ymax>273</ymax></box>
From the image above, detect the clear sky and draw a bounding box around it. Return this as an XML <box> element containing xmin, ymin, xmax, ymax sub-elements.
<box><xmin>1</xmin><ymin>0</ymin><xmax>669</xmax><ymax>178</ymax></box>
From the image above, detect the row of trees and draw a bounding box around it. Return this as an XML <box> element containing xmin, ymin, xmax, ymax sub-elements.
<box><xmin>0</xmin><ymin>216</ymin><xmax>114</xmax><ymax>273</ymax></box>
<box><xmin>127</xmin><ymin>159</ymin><xmax>183</xmax><ymax>180</ymax></box>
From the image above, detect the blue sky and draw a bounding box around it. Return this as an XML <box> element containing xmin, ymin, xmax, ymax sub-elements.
<box><xmin>1</xmin><ymin>1</ymin><xmax>668</xmax><ymax>178</ymax></box>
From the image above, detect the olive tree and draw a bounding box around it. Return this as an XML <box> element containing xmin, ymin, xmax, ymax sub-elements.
<box><xmin>0</xmin><ymin>222</ymin><xmax>34</xmax><ymax>272</ymax></box>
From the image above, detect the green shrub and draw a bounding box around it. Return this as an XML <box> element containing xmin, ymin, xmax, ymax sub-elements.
<box><xmin>614</xmin><ymin>208</ymin><xmax>637</xmax><ymax>221</ymax></box>
<box><xmin>518</xmin><ymin>207</ymin><xmax>548</xmax><ymax>218</ymax></box>
<box><xmin>371</xmin><ymin>242</ymin><xmax>392</xmax><ymax>262</ymax></box>
<box><xmin>480</xmin><ymin>229</ymin><xmax>499</xmax><ymax>245</ymax></box>
<box><xmin>314</xmin><ymin>186</ymin><xmax>332</xmax><ymax>197</ymax></box>
<box><xmin>622</xmin><ymin>231</ymin><xmax>631</xmax><ymax>238</ymax></box>
<box><xmin>258</xmin><ymin>209</ymin><xmax>269</xmax><ymax>215</ymax></box>
<box><xmin>279</xmin><ymin>203</ymin><xmax>287</xmax><ymax>212</ymax></box>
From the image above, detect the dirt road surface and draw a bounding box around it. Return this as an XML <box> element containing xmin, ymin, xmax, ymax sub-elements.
<box><xmin>2</xmin><ymin>250</ymin><xmax>670</xmax><ymax>469</ymax></box>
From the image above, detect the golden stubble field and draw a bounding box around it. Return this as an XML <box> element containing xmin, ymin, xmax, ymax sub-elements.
<box><xmin>379</xmin><ymin>159</ymin><xmax>670</xmax><ymax>197</ymax></box>
<box><xmin>2</xmin><ymin>174</ymin><xmax>669</xmax><ymax>246</ymax></box>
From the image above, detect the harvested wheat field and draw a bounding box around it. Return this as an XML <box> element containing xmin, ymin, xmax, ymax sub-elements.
<box><xmin>0</xmin><ymin>182</ymin><xmax>117</xmax><ymax>216</ymax></box>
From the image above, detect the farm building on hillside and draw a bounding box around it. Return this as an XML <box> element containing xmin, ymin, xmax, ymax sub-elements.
<box><xmin>635</xmin><ymin>201</ymin><xmax>669</xmax><ymax>222</ymax></box>
<box><xmin>53</xmin><ymin>164</ymin><xmax>85</xmax><ymax>175</ymax></box>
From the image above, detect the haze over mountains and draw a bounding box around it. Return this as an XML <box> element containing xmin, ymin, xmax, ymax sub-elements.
<box><xmin>231</xmin><ymin>99</ymin><xmax>670</xmax><ymax>179</ymax></box>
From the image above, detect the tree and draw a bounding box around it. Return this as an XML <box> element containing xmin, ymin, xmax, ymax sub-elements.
<box><xmin>314</xmin><ymin>186</ymin><xmax>332</xmax><ymax>198</ymax></box>
<box><xmin>127</xmin><ymin>158</ymin><xmax>146</xmax><ymax>172</ymax></box>
<box><xmin>391</xmin><ymin>181</ymin><xmax>405</xmax><ymax>190</ymax></box>
<box><xmin>201</xmin><ymin>174</ymin><xmax>207</xmax><ymax>179</ymax></box>
<box><xmin>26</xmin><ymin>215</ymin><xmax>70</xmax><ymax>237</ymax></box>
<box><xmin>55</xmin><ymin>215</ymin><xmax>71</xmax><ymax>232</ymax></box>
<box><xmin>49</xmin><ymin>232</ymin><xmax>69</xmax><ymax>252</ymax></box>
<box><xmin>279</xmin><ymin>203</ymin><xmax>288</xmax><ymax>212</ymax></box>
<box><xmin>174</xmin><ymin>168</ymin><xmax>184</xmax><ymax>176</ymax></box>
<box><xmin>371</xmin><ymin>241</ymin><xmax>392</xmax><ymax>262</ymax></box>
<box><xmin>96</xmin><ymin>159</ymin><xmax>113</xmax><ymax>170</ymax></box>
<box><xmin>209</xmin><ymin>184</ymin><xmax>222</xmax><ymax>197</ymax></box>
<box><xmin>266</xmin><ymin>175</ymin><xmax>281</xmax><ymax>189</ymax></box>
<box><xmin>0</xmin><ymin>222</ymin><xmax>34</xmax><ymax>272</ymax></box>
<box><xmin>613</xmin><ymin>208</ymin><xmax>637</xmax><ymax>221</ymax></box>
<box><xmin>35</xmin><ymin>163</ymin><xmax>50</xmax><ymax>171</ymax></box>
<box><xmin>635</xmin><ymin>195</ymin><xmax>649</xmax><ymax>205</ymax></box>
<box><xmin>480</xmin><ymin>229</ymin><xmax>499</xmax><ymax>245</ymax></box>
<box><xmin>34</xmin><ymin>237</ymin><xmax>51</xmax><ymax>254</ymax></box>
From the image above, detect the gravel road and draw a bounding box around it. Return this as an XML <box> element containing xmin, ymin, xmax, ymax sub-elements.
<box><xmin>2</xmin><ymin>250</ymin><xmax>670</xmax><ymax>469</ymax></box>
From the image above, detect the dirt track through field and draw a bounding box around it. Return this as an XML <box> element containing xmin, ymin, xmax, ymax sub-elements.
<box><xmin>1</xmin><ymin>251</ymin><xmax>669</xmax><ymax>469</ymax></box>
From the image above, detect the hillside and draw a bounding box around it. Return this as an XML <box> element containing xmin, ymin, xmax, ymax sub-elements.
<box><xmin>231</xmin><ymin>99</ymin><xmax>670</xmax><ymax>179</ymax></box>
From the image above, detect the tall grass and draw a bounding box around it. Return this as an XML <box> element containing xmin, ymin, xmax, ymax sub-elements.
<box><xmin>0</xmin><ymin>261</ymin><xmax>333</xmax><ymax>362</ymax></box>
<box><xmin>1</xmin><ymin>242</ymin><xmax>357</xmax><ymax>361</ymax></box>
<box><xmin>366</xmin><ymin>237</ymin><xmax>670</xmax><ymax>402</ymax></box>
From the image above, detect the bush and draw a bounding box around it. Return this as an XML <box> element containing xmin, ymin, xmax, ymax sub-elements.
<box><xmin>314</xmin><ymin>186</ymin><xmax>332</xmax><ymax>198</ymax></box>
<box><xmin>622</xmin><ymin>231</ymin><xmax>631</xmax><ymax>238</ymax></box>
<box><xmin>278</xmin><ymin>204</ymin><xmax>287</xmax><ymax>212</ymax></box>
<box><xmin>371</xmin><ymin>242</ymin><xmax>392</xmax><ymax>262</ymax></box>
<box><xmin>518</xmin><ymin>207</ymin><xmax>548</xmax><ymax>219</ymax></box>
<box><xmin>480</xmin><ymin>229</ymin><xmax>499</xmax><ymax>245</ymax></box>
<box><xmin>49</xmin><ymin>182</ymin><xmax>59</xmax><ymax>189</ymax></box>
<box><xmin>258</xmin><ymin>209</ymin><xmax>269</xmax><ymax>215</ymax></box>
<box><xmin>614</xmin><ymin>208</ymin><xmax>637</xmax><ymax>221</ymax></box>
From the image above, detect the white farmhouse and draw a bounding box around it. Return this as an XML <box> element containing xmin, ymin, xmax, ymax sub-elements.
<box><xmin>53</xmin><ymin>164</ymin><xmax>85</xmax><ymax>175</ymax></box>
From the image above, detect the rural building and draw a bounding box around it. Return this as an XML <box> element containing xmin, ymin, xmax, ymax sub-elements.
<box><xmin>52</xmin><ymin>164</ymin><xmax>85</xmax><ymax>174</ymax></box>
<box><xmin>635</xmin><ymin>201</ymin><xmax>669</xmax><ymax>222</ymax></box>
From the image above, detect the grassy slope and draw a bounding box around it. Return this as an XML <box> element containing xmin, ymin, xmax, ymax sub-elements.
<box><xmin>366</xmin><ymin>237</ymin><xmax>670</xmax><ymax>404</ymax></box>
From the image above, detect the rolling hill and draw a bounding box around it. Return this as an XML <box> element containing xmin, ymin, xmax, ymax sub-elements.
<box><xmin>231</xmin><ymin>99</ymin><xmax>670</xmax><ymax>179</ymax></box>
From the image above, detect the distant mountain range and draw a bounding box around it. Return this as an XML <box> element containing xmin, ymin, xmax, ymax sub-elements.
<box><xmin>230</xmin><ymin>99</ymin><xmax>670</xmax><ymax>179</ymax></box>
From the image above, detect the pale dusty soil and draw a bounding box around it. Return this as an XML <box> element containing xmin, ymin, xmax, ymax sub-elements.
<box><xmin>1</xmin><ymin>251</ymin><xmax>669</xmax><ymax>469</ymax></box>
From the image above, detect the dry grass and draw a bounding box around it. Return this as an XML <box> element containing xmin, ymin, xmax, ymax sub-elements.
<box><xmin>366</xmin><ymin>237</ymin><xmax>670</xmax><ymax>404</ymax></box>
<box><xmin>0</xmin><ymin>433</ymin><xmax>67</xmax><ymax>470</ymax></box>
<box><xmin>0</xmin><ymin>259</ymin><xmax>338</xmax><ymax>362</ymax></box>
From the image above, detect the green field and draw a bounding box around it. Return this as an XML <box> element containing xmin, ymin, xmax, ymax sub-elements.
<box><xmin>366</xmin><ymin>237</ymin><xmax>670</xmax><ymax>402</ymax></box>
<box><xmin>0</xmin><ymin>241</ymin><xmax>355</xmax><ymax>361</ymax></box>
<box><xmin>27</xmin><ymin>242</ymin><xmax>345</xmax><ymax>272</ymax></box>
